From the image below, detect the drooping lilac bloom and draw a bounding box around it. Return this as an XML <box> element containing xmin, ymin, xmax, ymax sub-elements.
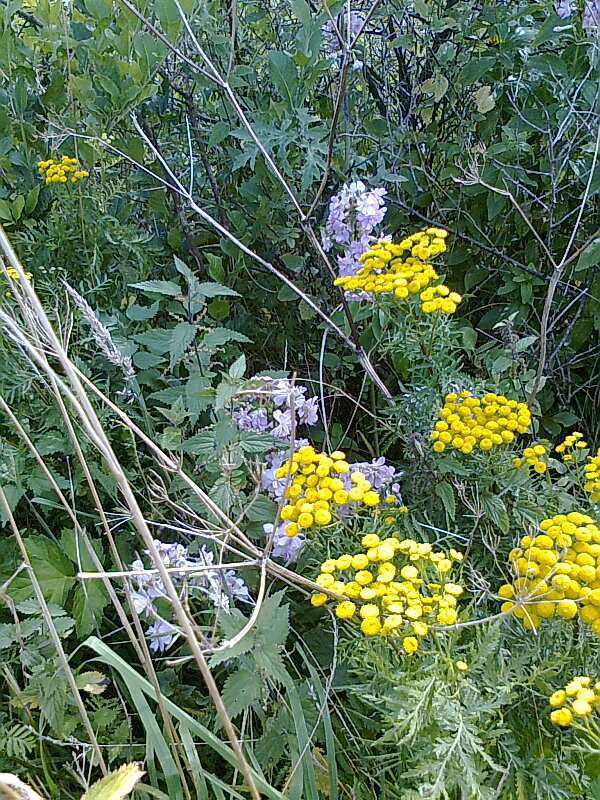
<box><xmin>264</xmin><ymin>522</ymin><xmax>305</xmax><ymax>561</ymax></box>
<box><xmin>297</xmin><ymin>396</ymin><xmax>319</xmax><ymax>425</ymax></box>
<box><xmin>583</xmin><ymin>0</ymin><xmax>600</xmax><ymax>33</ymax></box>
<box><xmin>555</xmin><ymin>0</ymin><xmax>573</xmax><ymax>17</ymax></box>
<box><xmin>272</xmin><ymin>408</ymin><xmax>293</xmax><ymax>439</ymax></box>
<box><xmin>146</xmin><ymin>618</ymin><xmax>176</xmax><ymax>652</ymax></box>
<box><xmin>130</xmin><ymin>539</ymin><xmax>252</xmax><ymax>654</ymax></box>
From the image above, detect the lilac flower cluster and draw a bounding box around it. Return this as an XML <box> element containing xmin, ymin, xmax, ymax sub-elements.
<box><xmin>263</xmin><ymin>521</ymin><xmax>305</xmax><ymax>561</ymax></box>
<box><xmin>322</xmin><ymin>11</ymin><xmax>365</xmax><ymax>68</ymax></box>
<box><xmin>131</xmin><ymin>540</ymin><xmax>251</xmax><ymax>652</ymax></box>
<box><xmin>233</xmin><ymin>378</ymin><xmax>319</xmax><ymax>442</ymax></box>
<box><xmin>321</xmin><ymin>181</ymin><xmax>388</xmax><ymax>300</ymax></box>
<box><xmin>583</xmin><ymin>0</ymin><xmax>600</xmax><ymax>33</ymax></box>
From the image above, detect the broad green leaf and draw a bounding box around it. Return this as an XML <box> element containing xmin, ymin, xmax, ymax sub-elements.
<box><xmin>481</xmin><ymin>495</ymin><xmax>509</xmax><ymax>533</ymax></box>
<box><xmin>221</xmin><ymin>670</ymin><xmax>263</xmax><ymax>718</ymax></box>
<box><xmin>267</xmin><ymin>51</ymin><xmax>298</xmax><ymax>103</ymax></box>
<box><xmin>129</xmin><ymin>280</ymin><xmax>181</xmax><ymax>297</ymax></box>
<box><xmin>434</xmin><ymin>482</ymin><xmax>456</xmax><ymax>522</ymax></box>
<box><xmin>575</xmin><ymin>238</ymin><xmax>600</xmax><ymax>272</ymax></box>
<box><xmin>195</xmin><ymin>282</ymin><xmax>240</xmax><ymax>298</ymax></box>
<box><xmin>458</xmin><ymin>57</ymin><xmax>495</xmax><ymax>86</ymax></box>
<box><xmin>169</xmin><ymin>322</ymin><xmax>197</xmax><ymax>368</ymax></box>
<box><xmin>9</xmin><ymin>537</ymin><xmax>75</xmax><ymax>605</ymax></box>
<box><xmin>202</xmin><ymin>328</ymin><xmax>251</xmax><ymax>351</ymax></box>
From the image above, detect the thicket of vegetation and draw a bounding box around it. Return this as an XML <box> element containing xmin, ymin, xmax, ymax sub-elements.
<box><xmin>0</xmin><ymin>0</ymin><xmax>600</xmax><ymax>797</ymax></box>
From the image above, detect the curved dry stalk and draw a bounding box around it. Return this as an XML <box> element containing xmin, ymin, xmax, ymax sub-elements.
<box><xmin>0</xmin><ymin>226</ymin><xmax>262</xmax><ymax>800</ymax></box>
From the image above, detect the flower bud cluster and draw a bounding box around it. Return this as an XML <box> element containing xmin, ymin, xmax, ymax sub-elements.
<box><xmin>38</xmin><ymin>156</ymin><xmax>89</xmax><ymax>184</ymax></box>
<box><xmin>549</xmin><ymin>676</ymin><xmax>600</xmax><ymax>727</ymax></box>
<box><xmin>310</xmin><ymin>534</ymin><xmax>464</xmax><ymax>651</ymax></box>
<box><xmin>584</xmin><ymin>449</ymin><xmax>600</xmax><ymax>503</ymax></box>
<box><xmin>276</xmin><ymin>446</ymin><xmax>380</xmax><ymax>534</ymax></box>
<box><xmin>513</xmin><ymin>444</ymin><xmax>548</xmax><ymax>474</ymax></box>
<box><xmin>333</xmin><ymin>230</ymin><xmax>458</xmax><ymax>314</ymax></box>
<box><xmin>498</xmin><ymin>512</ymin><xmax>600</xmax><ymax>633</ymax></box>
<box><xmin>430</xmin><ymin>391</ymin><xmax>531</xmax><ymax>454</ymax></box>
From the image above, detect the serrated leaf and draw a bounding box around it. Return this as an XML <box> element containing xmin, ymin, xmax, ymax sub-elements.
<box><xmin>255</xmin><ymin>590</ymin><xmax>289</xmax><ymax>649</ymax></box>
<box><xmin>9</xmin><ymin>537</ymin><xmax>75</xmax><ymax>605</ymax></box>
<box><xmin>434</xmin><ymin>482</ymin><xmax>456</xmax><ymax>521</ymax></box>
<box><xmin>221</xmin><ymin>669</ymin><xmax>263</xmax><ymax>718</ymax></box>
<box><xmin>81</xmin><ymin>764</ymin><xmax>145</xmax><ymax>800</ymax></box>
<box><xmin>170</xmin><ymin>322</ymin><xmax>197</xmax><ymax>369</ymax></box>
<box><xmin>474</xmin><ymin>85</ymin><xmax>495</xmax><ymax>113</ymax></box>
<box><xmin>180</xmin><ymin>431</ymin><xmax>218</xmax><ymax>456</ymax></box>
<box><xmin>195</xmin><ymin>282</ymin><xmax>240</xmax><ymax>298</ymax></box>
<box><xmin>239</xmin><ymin>432</ymin><xmax>283</xmax><ymax>454</ymax></box>
<box><xmin>481</xmin><ymin>495</ymin><xmax>509</xmax><ymax>533</ymax></box>
<box><xmin>129</xmin><ymin>279</ymin><xmax>181</xmax><ymax>296</ymax></box>
<box><xmin>229</xmin><ymin>354</ymin><xmax>246</xmax><ymax>379</ymax></box>
<box><xmin>201</xmin><ymin>328</ymin><xmax>251</xmax><ymax>352</ymax></box>
<box><xmin>215</xmin><ymin>380</ymin><xmax>237</xmax><ymax>411</ymax></box>
<box><xmin>75</xmin><ymin>670</ymin><xmax>110</xmax><ymax>694</ymax></box>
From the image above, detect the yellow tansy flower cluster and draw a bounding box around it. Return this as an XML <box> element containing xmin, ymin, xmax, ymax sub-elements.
<box><xmin>549</xmin><ymin>676</ymin><xmax>600</xmax><ymax>727</ymax></box>
<box><xmin>430</xmin><ymin>391</ymin><xmax>531</xmax><ymax>454</ymax></box>
<box><xmin>556</xmin><ymin>431</ymin><xmax>587</xmax><ymax>462</ymax></box>
<box><xmin>513</xmin><ymin>444</ymin><xmax>548</xmax><ymax>474</ymax></box>
<box><xmin>333</xmin><ymin>229</ymin><xmax>461</xmax><ymax>314</ymax></box>
<box><xmin>275</xmin><ymin>446</ymin><xmax>379</xmax><ymax>535</ymax></box>
<box><xmin>584</xmin><ymin>449</ymin><xmax>600</xmax><ymax>503</ymax></box>
<box><xmin>498</xmin><ymin>512</ymin><xmax>600</xmax><ymax>633</ymax></box>
<box><xmin>310</xmin><ymin>533</ymin><xmax>464</xmax><ymax>652</ymax></box>
<box><xmin>5</xmin><ymin>268</ymin><xmax>32</xmax><ymax>282</ymax></box>
<box><xmin>38</xmin><ymin>156</ymin><xmax>89</xmax><ymax>184</ymax></box>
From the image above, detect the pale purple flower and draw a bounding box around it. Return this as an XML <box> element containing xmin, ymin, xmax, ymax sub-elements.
<box><xmin>583</xmin><ymin>0</ymin><xmax>600</xmax><ymax>32</ymax></box>
<box><xmin>348</xmin><ymin>456</ymin><xmax>402</xmax><ymax>489</ymax></box>
<box><xmin>298</xmin><ymin>396</ymin><xmax>319</xmax><ymax>425</ymax></box>
<box><xmin>555</xmin><ymin>0</ymin><xmax>573</xmax><ymax>17</ymax></box>
<box><xmin>147</xmin><ymin>618</ymin><xmax>176</xmax><ymax>652</ymax></box>
<box><xmin>225</xmin><ymin>571</ymin><xmax>252</xmax><ymax>602</ymax></box>
<box><xmin>322</xmin><ymin>11</ymin><xmax>365</xmax><ymax>58</ymax></box>
<box><xmin>272</xmin><ymin>408</ymin><xmax>293</xmax><ymax>439</ymax></box>
<box><xmin>264</xmin><ymin>522</ymin><xmax>305</xmax><ymax>561</ymax></box>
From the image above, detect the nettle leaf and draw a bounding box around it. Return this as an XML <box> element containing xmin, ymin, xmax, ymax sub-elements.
<box><xmin>170</xmin><ymin>322</ymin><xmax>197</xmax><ymax>368</ymax></box>
<box><xmin>10</xmin><ymin>536</ymin><xmax>75</xmax><ymax>605</ymax></box>
<box><xmin>201</xmin><ymin>328</ymin><xmax>251</xmax><ymax>352</ymax></box>
<box><xmin>434</xmin><ymin>482</ymin><xmax>456</xmax><ymax>522</ymax></box>
<box><xmin>195</xmin><ymin>282</ymin><xmax>241</xmax><ymax>299</ymax></box>
<box><xmin>221</xmin><ymin>669</ymin><xmax>263</xmax><ymax>718</ymax></box>
<box><xmin>229</xmin><ymin>354</ymin><xmax>246</xmax><ymax>379</ymax></box>
<box><xmin>481</xmin><ymin>495</ymin><xmax>509</xmax><ymax>533</ymax></box>
<box><xmin>238</xmin><ymin>432</ymin><xmax>284</xmax><ymax>454</ymax></box>
<box><xmin>180</xmin><ymin>431</ymin><xmax>219</xmax><ymax>457</ymax></box>
<box><xmin>129</xmin><ymin>279</ymin><xmax>182</xmax><ymax>297</ymax></box>
<box><xmin>255</xmin><ymin>590</ymin><xmax>290</xmax><ymax>650</ymax></box>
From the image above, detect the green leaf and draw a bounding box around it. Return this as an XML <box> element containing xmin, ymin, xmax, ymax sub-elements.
<box><xmin>229</xmin><ymin>354</ymin><xmax>246</xmax><ymax>379</ymax></box>
<box><xmin>195</xmin><ymin>282</ymin><xmax>241</xmax><ymax>298</ymax></box>
<box><xmin>458</xmin><ymin>57</ymin><xmax>495</xmax><ymax>86</ymax></box>
<box><xmin>202</xmin><ymin>328</ymin><xmax>251</xmax><ymax>351</ymax></box>
<box><xmin>481</xmin><ymin>495</ymin><xmax>509</xmax><ymax>533</ymax></box>
<box><xmin>552</xmin><ymin>411</ymin><xmax>579</xmax><ymax>425</ymax></box>
<box><xmin>575</xmin><ymin>238</ymin><xmax>600</xmax><ymax>273</ymax></box>
<box><xmin>180</xmin><ymin>431</ymin><xmax>219</xmax><ymax>457</ymax></box>
<box><xmin>420</xmin><ymin>74</ymin><xmax>449</xmax><ymax>103</ymax></box>
<box><xmin>129</xmin><ymin>280</ymin><xmax>181</xmax><ymax>297</ymax></box>
<box><xmin>9</xmin><ymin>537</ymin><xmax>75</xmax><ymax>605</ymax></box>
<box><xmin>238</xmin><ymin>432</ymin><xmax>283</xmax><ymax>454</ymax></box>
<box><xmin>221</xmin><ymin>669</ymin><xmax>263</xmax><ymax>718</ymax></box>
<box><xmin>434</xmin><ymin>482</ymin><xmax>456</xmax><ymax>522</ymax></box>
<box><xmin>169</xmin><ymin>322</ymin><xmax>197</xmax><ymax>369</ymax></box>
<box><xmin>268</xmin><ymin>51</ymin><xmax>298</xmax><ymax>103</ymax></box>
